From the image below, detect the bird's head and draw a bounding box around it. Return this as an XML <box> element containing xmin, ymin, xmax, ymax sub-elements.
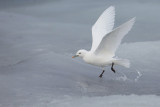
<box><xmin>72</xmin><ymin>49</ymin><xmax>88</xmax><ymax>58</ymax></box>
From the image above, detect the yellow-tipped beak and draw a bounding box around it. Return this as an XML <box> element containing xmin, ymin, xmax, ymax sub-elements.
<box><xmin>72</xmin><ymin>55</ymin><xmax>78</xmax><ymax>58</ymax></box>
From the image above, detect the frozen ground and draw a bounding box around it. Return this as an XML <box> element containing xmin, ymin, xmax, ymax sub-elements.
<box><xmin>0</xmin><ymin>0</ymin><xmax>160</xmax><ymax>107</ymax></box>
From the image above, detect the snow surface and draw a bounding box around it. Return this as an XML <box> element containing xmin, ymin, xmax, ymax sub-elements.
<box><xmin>0</xmin><ymin>0</ymin><xmax>160</xmax><ymax>107</ymax></box>
<box><xmin>48</xmin><ymin>95</ymin><xmax>160</xmax><ymax>107</ymax></box>
<box><xmin>4</xmin><ymin>95</ymin><xmax>158</xmax><ymax>107</ymax></box>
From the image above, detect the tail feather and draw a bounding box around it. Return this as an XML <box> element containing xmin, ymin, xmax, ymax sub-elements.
<box><xmin>113</xmin><ymin>59</ymin><xmax>130</xmax><ymax>68</ymax></box>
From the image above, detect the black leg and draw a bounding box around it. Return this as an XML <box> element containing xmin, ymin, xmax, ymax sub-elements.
<box><xmin>99</xmin><ymin>70</ymin><xmax>105</xmax><ymax>78</ymax></box>
<box><xmin>111</xmin><ymin>62</ymin><xmax>116</xmax><ymax>73</ymax></box>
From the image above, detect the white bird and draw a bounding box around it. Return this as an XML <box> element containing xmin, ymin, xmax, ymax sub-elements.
<box><xmin>72</xmin><ymin>6</ymin><xmax>135</xmax><ymax>78</ymax></box>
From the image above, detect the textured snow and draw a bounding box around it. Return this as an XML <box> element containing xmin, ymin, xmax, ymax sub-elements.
<box><xmin>0</xmin><ymin>0</ymin><xmax>160</xmax><ymax>106</ymax></box>
<box><xmin>49</xmin><ymin>95</ymin><xmax>160</xmax><ymax>107</ymax></box>
<box><xmin>2</xmin><ymin>94</ymin><xmax>159</xmax><ymax>107</ymax></box>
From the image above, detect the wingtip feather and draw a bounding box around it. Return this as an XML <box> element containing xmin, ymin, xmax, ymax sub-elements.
<box><xmin>129</xmin><ymin>17</ymin><xmax>136</xmax><ymax>25</ymax></box>
<box><xmin>109</xmin><ymin>6</ymin><xmax>115</xmax><ymax>9</ymax></box>
<box><xmin>103</xmin><ymin>6</ymin><xmax>115</xmax><ymax>14</ymax></box>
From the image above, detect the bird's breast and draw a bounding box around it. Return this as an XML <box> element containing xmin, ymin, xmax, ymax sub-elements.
<box><xmin>83</xmin><ymin>53</ymin><xmax>112</xmax><ymax>67</ymax></box>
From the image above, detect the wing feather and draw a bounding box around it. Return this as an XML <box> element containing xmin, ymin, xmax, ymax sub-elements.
<box><xmin>94</xmin><ymin>17</ymin><xmax>136</xmax><ymax>57</ymax></box>
<box><xmin>90</xmin><ymin>6</ymin><xmax>115</xmax><ymax>52</ymax></box>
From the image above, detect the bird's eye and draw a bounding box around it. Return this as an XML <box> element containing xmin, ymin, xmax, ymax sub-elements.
<box><xmin>79</xmin><ymin>52</ymin><xmax>81</xmax><ymax>54</ymax></box>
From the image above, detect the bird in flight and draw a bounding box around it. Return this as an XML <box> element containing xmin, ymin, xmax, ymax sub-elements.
<box><xmin>72</xmin><ymin>6</ymin><xmax>135</xmax><ymax>78</ymax></box>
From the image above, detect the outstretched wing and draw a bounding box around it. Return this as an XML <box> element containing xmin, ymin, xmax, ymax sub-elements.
<box><xmin>94</xmin><ymin>17</ymin><xmax>136</xmax><ymax>57</ymax></box>
<box><xmin>90</xmin><ymin>6</ymin><xmax>115</xmax><ymax>52</ymax></box>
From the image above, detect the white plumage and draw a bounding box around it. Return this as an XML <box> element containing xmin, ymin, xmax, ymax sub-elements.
<box><xmin>72</xmin><ymin>6</ymin><xmax>135</xmax><ymax>77</ymax></box>
<box><xmin>91</xmin><ymin>6</ymin><xmax>115</xmax><ymax>52</ymax></box>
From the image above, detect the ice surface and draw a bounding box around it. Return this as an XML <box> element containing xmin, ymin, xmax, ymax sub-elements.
<box><xmin>0</xmin><ymin>0</ymin><xmax>160</xmax><ymax>106</ymax></box>
<box><xmin>49</xmin><ymin>95</ymin><xmax>160</xmax><ymax>107</ymax></box>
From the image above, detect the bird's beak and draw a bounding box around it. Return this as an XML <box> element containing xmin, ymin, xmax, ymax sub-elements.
<box><xmin>72</xmin><ymin>55</ymin><xmax>78</xmax><ymax>58</ymax></box>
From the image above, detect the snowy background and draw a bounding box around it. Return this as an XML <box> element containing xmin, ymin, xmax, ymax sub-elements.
<box><xmin>0</xmin><ymin>0</ymin><xmax>160</xmax><ymax>106</ymax></box>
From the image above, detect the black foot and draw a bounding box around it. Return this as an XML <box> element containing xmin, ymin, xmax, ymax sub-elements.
<box><xmin>99</xmin><ymin>70</ymin><xmax>105</xmax><ymax>78</ymax></box>
<box><xmin>111</xmin><ymin>62</ymin><xmax>116</xmax><ymax>73</ymax></box>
